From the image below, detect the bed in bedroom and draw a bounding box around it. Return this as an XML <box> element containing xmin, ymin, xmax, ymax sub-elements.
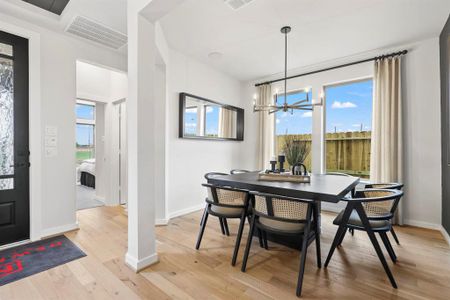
<box><xmin>77</xmin><ymin>158</ymin><xmax>96</xmax><ymax>188</ymax></box>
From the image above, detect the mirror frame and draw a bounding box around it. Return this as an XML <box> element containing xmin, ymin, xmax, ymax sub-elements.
<box><xmin>179</xmin><ymin>92</ymin><xmax>244</xmax><ymax>141</ymax></box>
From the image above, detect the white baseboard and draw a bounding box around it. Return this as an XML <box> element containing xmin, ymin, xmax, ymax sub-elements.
<box><xmin>403</xmin><ymin>219</ymin><xmax>441</xmax><ymax>230</ymax></box>
<box><xmin>125</xmin><ymin>252</ymin><xmax>159</xmax><ymax>272</ymax></box>
<box><xmin>40</xmin><ymin>222</ymin><xmax>80</xmax><ymax>238</ymax></box>
<box><xmin>0</xmin><ymin>239</ymin><xmax>31</xmax><ymax>251</ymax></box>
<box><xmin>440</xmin><ymin>225</ymin><xmax>450</xmax><ymax>246</ymax></box>
<box><xmin>168</xmin><ymin>204</ymin><xmax>204</xmax><ymax>219</ymax></box>
<box><xmin>155</xmin><ymin>219</ymin><xmax>169</xmax><ymax>226</ymax></box>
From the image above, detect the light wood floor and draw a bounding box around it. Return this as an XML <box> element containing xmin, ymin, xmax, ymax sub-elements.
<box><xmin>1</xmin><ymin>206</ymin><xmax>449</xmax><ymax>299</ymax></box>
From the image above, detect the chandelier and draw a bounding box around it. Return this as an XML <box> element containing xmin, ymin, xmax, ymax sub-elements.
<box><xmin>253</xmin><ymin>26</ymin><xmax>322</xmax><ymax>114</ymax></box>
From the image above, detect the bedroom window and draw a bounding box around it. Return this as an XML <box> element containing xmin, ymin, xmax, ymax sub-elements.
<box><xmin>324</xmin><ymin>79</ymin><xmax>373</xmax><ymax>177</ymax></box>
<box><xmin>76</xmin><ymin>101</ymin><xmax>95</xmax><ymax>165</ymax></box>
<box><xmin>275</xmin><ymin>88</ymin><xmax>313</xmax><ymax>171</ymax></box>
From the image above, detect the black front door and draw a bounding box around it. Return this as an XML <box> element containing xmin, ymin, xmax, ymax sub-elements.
<box><xmin>0</xmin><ymin>30</ymin><xmax>29</xmax><ymax>246</ymax></box>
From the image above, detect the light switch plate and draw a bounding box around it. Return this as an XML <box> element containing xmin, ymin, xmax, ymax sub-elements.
<box><xmin>45</xmin><ymin>147</ymin><xmax>58</xmax><ymax>158</ymax></box>
<box><xmin>45</xmin><ymin>126</ymin><xmax>58</xmax><ymax>136</ymax></box>
<box><xmin>45</xmin><ymin>136</ymin><xmax>57</xmax><ymax>147</ymax></box>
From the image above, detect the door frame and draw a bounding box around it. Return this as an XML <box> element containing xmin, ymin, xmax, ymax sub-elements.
<box><xmin>0</xmin><ymin>20</ymin><xmax>42</xmax><ymax>244</ymax></box>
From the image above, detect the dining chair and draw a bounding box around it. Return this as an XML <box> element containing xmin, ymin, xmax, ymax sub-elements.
<box><xmin>230</xmin><ymin>169</ymin><xmax>250</xmax><ymax>174</ymax></box>
<box><xmin>364</xmin><ymin>183</ymin><xmax>404</xmax><ymax>244</ymax></box>
<box><xmin>203</xmin><ymin>172</ymin><xmax>231</xmax><ymax>236</ymax></box>
<box><xmin>241</xmin><ymin>191</ymin><xmax>320</xmax><ymax>297</ymax></box>
<box><xmin>196</xmin><ymin>183</ymin><xmax>251</xmax><ymax>266</ymax></box>
<box><xmin>325</xmin><ymin>188</ymin><xmax>404</xmax><ymax>288</ymax></box>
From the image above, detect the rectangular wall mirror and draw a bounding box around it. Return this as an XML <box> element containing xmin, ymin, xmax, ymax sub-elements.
<box><xmin>179</xmin><ymin>93</ymin><xmax>244</xmax><ymax>141</ymax></box>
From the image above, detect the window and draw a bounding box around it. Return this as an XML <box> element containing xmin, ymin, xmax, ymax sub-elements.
<box><xmin>275</xmin><ymin>89</ymin><xmax>313</xmax><ymax>170</ymax></box>
<box><xmin>76</xmin><ymin>101</ymin><xmax>95</xmax><ymax>165</ymax></box>
<box><xmin>204</xmin><ymin>104</ymin><xmax>219</xmax><ymax>137</ymax></box>
<box><xmin>325</xmin><ymin>79</ymin><xmax>373</xmax><ymax>177</ymax></box>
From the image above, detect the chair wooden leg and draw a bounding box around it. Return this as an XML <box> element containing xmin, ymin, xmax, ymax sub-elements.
<box><xmin>315</xmin><ymin>230</ymin><xmax>322</xmax><ymax>268</ymax></box>
<box><xmin>296</xmin><ymin>211</ymin><xmax>312</xmax><ymax>297</ymax></box>
<box><xmin>337</xmin><ymin>227</ymin><xmax>347</xmax><ymax>247</ymax></box>
<box><xmin>350</xmin><ymin>228</ymin><xmax>354</xmax><ymax>236</ymax></box>
<box><xmin>380</xmin><ymin>232</ymin><xmax>397</xmax><ymax>263</ymax></box>
<box><xmin>325</xmin><ymin>203</ymin><xmax>354</xmax><ymax>267</ymax></box>
<box><xmin>354</xmin><ymin>203</ymin><xmax>397</xmax><ymax>288</ymax></box>
<box><xmin>232</xmin><ymin>211</ymin><xmax>247</xmax><ymax>266</ymax></box>
<box><xmin>223</xmin><ymin>218</ymin><xmax>230</xmax><ymax>236</ymax></box>
<box><xmin>390</xmin><ymin>227</ymin><xmax>400</xmax><ymax>245</ymax></box>
<box><xmin>257</xmin><ymin>229</ymin><xmax>264</xmax><ymax>248</ymax></box>
<box><xmin>219</xmin><ymin>218</ymin><xmax>226</xmax><ymax>235</ymax></box>
<box><xmin>262</xmin><ymin>231</ymin><xmax>269</xmax><ymax>249</ymax></box>
<box><xmin>200</xmin><ymin>209</ymin><xmax>207</xmax><ymax>226</ymax></box>
<box><xmin>196</xmin><ymin>206</ymin><xmax>209</xmax><ymax>250</ymax></box>
<box><xmin>248</xmin><ymin>216</ymin><xmax>264</xmax><ymax>248</ymax></box>
<box><xmin>241</xmin><ymin>215</ymin><xmax>256</xmax><ymax>272</ymax></box>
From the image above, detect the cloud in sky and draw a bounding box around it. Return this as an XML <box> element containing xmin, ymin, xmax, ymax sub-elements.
<box><xmin>185</xmin><ymin>123</ymin><xmax>196</xmax><ymax>128</ymax></box>
<box><xmin>276</xmin><ymin>118</ymin><xmax>280</xmax><ymax>124</ymax></box>
<box><xmin>185</xmin><ymin>107</ymin><xmax>197</xmax><ymax>114</ymax></box>
<box><xmin>301</xmin><ymin>111</ymin><xmax>312</xmax><ymax>118</ymax></box>
<box><xmin>206</xmin><ymin>106</ymin><xmax>214</xmax><ymax>113</ymax></box>
<box><xmin>332</xmin><ymin>101</ymin><xmax>357</xmax><ymax>109</ymax></box>
<box><xmin>352</xmin><ymin>123</ymin><xmax>361</xmax><ymax>127</ymax></box>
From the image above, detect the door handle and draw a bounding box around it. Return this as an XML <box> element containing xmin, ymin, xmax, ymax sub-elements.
<box><xmin>10</xmin><ymin>162</ymin><xmax>30</xmax><ymax>168</ymax></box>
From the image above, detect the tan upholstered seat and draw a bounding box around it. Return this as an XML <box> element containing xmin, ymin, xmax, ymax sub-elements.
<box><xmin>259</xmin><ymin>217</ymin><xmax>305</xmax><ymax>232</ymax></box>
<box><xmin>210</xmin><ymin>205</ymin><xmax>244</xmax><ymax>215</ymax></box>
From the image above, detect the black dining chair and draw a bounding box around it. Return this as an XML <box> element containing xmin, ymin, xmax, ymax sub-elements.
<box><xmin>325</xmin><ymin>188</ymin><xmax>404</xmax><ymax>288</ymax></box>
<box><xmin>196</xmin><ymin>183</ymin><xmax>251</xmax><ymax>266</ymax></box>
<box><xmin>230</xmin><ymin>169</ymin><xmax>250</xmax><ymax>174</ymax></box>
<box><xmin>364</xmin><ymin>183</ymin><xmax>404</xmax><ymax>244</ymax></box>
<box><xmin>241</xmin><ymin>191</ymin><xmax>320</xmax><ymax>297</ymax></box>
<box><xmin>203</xmin><ymin>172</ymin><xmax>231</xmax><ymax>236</ymax></box>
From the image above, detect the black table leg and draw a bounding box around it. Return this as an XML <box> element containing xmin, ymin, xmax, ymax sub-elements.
<box><xmin>354</xmin><ymin>203</ymin><xmax>397</xmax><ymax>288</ymax></box>
<box><xmin>325</xmin><ymin>202</ymin><xmax>354</xmax><ymax>267</ymax></box>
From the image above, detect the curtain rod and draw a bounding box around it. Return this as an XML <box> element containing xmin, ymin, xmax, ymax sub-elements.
<box><xmin>254</xmin><ymin>50</ymin><xmax>408</xmax><ymax>87</ymax></box>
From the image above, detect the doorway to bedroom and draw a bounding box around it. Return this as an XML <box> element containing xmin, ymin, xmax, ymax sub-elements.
<box><xmin>75</xmin><ymin>60</ymin><xmax>128</xmax><ymax>211</ymax></box>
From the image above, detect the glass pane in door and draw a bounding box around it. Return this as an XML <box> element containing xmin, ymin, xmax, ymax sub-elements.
<box><xmin>0</xmin><ymin>56</ymin><xmax>14</xmax><ymax>180</ymax></box>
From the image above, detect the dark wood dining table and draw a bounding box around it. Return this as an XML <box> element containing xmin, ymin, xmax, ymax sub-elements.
<box><xmin>207</xmin><ymin>171</ymin><xmax>398</xmax><ymax>288</ymax></box>
<box><xmin>207</xmin><ymin>171</ymin><xmax>360</xmax><ymax>248</ymax></box>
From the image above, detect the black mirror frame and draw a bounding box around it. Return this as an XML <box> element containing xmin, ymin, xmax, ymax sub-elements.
<box><xmin>179</xmin><ymin>92</ymin><xmax>244</xmax><ymax>141</ymax></box>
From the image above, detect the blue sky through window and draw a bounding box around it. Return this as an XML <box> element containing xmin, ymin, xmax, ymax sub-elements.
<box><xmin>184</xmin><ymin>106</ymin><xmax>198</xmax><ymax>135</ymax></box>
<box><xmin>76</xmin><ymin>104</ymin><xmax>95</xmax><ymax>120</ymax></box>
<box><xmin>205</xmin><ymin>105</ymin><xmax>219</xmax><ymax>136</ymax></box>
<box><xmin>76</xmin><ymin>124</ymin><xmax>94</xmax><ymax>146</ymax></box>
<box><xmin>325</xmin><ymin>79</ymin><xmax>373</xmax><ymax>133</ymax></box>
<box><xmin>275</xmin><ymin>90</ymin><xmax>313</xmax><ymax>135</ymax></box>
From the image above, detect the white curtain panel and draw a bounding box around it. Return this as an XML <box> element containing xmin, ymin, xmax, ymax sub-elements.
<box><xmin>257</xmin><ymin>84</ymin><xmax>275</xmax><ymax>170</ymax></box>
<box><xmin>218</xmin><ymin>107</ymin><xmax>235</xmax><ymax>138</ymax></box>
<box><xmin>370</xmin><ymin>57</ymin><xmax>403</xmax><ymax>224</ymax></box>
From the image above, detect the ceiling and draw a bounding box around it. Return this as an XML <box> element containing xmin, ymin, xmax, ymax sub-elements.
<box><xmin>0</xmin><ymin>0</ymin><xmax>127</xmax><ymax>49</ymax></box>
<box><xmin>159</xmin><ymin>0</ymin><xmax>450</xmax><ymax>81</ymax></box>
<box><xmin>20</xmin><ymin>0</ymin><xmax>70</xmax><ymax>15</ymax></box>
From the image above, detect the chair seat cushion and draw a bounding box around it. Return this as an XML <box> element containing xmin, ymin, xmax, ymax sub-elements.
<box><xmin>333</xmin><ymin>209</ymin><xmax>391</xmax><ymax>231</ymax></box>
<box><xmin>210</xmin><ymin>205</ymin><xmax>244</xmax><ymax>216</ymax></box>
<box><xmin>259</xmin><ymin>217</ymin><xmax>305</xmax><ymax>233</ymax></box>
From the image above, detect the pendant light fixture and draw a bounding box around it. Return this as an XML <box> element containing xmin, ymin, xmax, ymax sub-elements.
<box><xmin>253</xmin><ymin>26</ymin><xmax>322</xmax><ymax>114</ymax></box>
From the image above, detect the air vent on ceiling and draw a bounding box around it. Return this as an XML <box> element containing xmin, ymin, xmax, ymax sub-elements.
<box><xmin>224</xmin><ymin>0</ymin><xmax>254</xmax><ymax>10</ymax></box>
<box><xmin>65</xmin><ymin>16</ymin><xmax>127</xmax><ymax>50</ymax></box>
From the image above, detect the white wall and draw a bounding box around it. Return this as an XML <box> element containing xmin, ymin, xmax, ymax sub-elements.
<box><xmin>0</xmin><ymin>12</ymin><xmax>127</xmax><ymax>238</ymax></box>
<box><xmin>241</xmin><ymin>37</ymin><xmax>442</xmax><ymax>229</ymax></box>
<box><xmin>166</xmin><ymin>49</ymin><xmax>245</xmax><ymax>218</ymax></box>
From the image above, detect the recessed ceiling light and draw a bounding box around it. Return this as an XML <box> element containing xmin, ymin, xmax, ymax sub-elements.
<box><xmin>208</xmin><ymin>52</ymin><xmax>223</xmax><ymax>60</ymax></box>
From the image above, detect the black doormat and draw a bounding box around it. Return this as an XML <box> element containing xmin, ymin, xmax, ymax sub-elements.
<box><xmin>0</xmin><ymin>235</ymin><xmax>86</xmax><ymax>286</ymax></box>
